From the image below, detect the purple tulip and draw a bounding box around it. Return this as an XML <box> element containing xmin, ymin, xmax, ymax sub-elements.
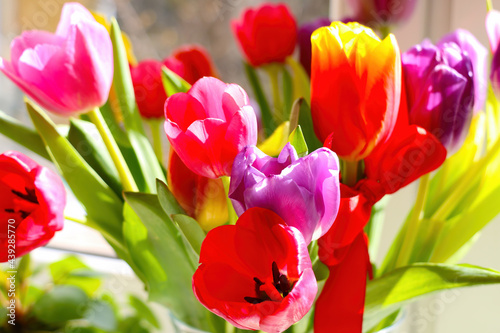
<box><xmin>402</xmin><ymin>40</ymin><xmax>474</xmax><ymax>153</ymax></box>
<box><xmin>438</xmin><ymin>29</ymin><xmax>487</xmax><ymax>113</ymax></box>
<box><xmin>486</xmin><ymin>10</ymin><xmax>500</xmax><ymax>96</ymax></box>
<box><xmin>229</xmin><ymin>143</ymin><xmax>340</xmax><ymax>244</ymax></box>
<box><xmin>348</xmin><ymin>0</ymin><xmax>417</xmax><ymax>27</ymax></box>
<box><xmin>298</xmin><ymin>18</ymin><xmax>331</xmax><ymax>76</ymax></box>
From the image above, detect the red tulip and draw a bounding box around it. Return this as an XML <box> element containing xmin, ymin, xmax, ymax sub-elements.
<box><xmin>193</xmin><ymin>207</ymin><xmax>317</xmax><ymax>333</ymax></box>
<box><xmin>364</xmin><ymin>81</ymin><xmax>447</xmax><ymax>194</ymax></box>
<box><xmin>0</xmin><ymin>151</ymin><xmax>66</xmax><ymax>262</ymax></box>
<box><xmin>163</xmin><ymin>45</ymin><xmax>218</xmax><ymax>85</ymax></box>
<box><xmin>316</xmin><ymin>185</ymin><xmax>373</xmax><ymax>333</ymax></box>
<box><xmin>167</xmin><ymin>149</ymin><xmax>227</xmax><ymax>231</ymax></box>
<box><xmin>164</xmin><ymin>77</ymin><xmax>258</xmax><ymax>179</ymax></box>
<box><xmin>130</xmin><ymin>60</ymin><xmax>166</xmax><ymax>119</ymax></box>
<box><xmin>311</xmin><ymin>22</ymin><xmax>401</xmax><ymax>161</ymax></box>
<box><xmin>231</xmin><ymin>3</ymin><xmax>297</xmax><ymax>67</ymax></box>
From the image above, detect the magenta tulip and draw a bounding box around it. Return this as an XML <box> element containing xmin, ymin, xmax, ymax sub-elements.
<box><xmin>0</xmin><ymin>2</ymin><xmax>113</xmax><ymax>116</ymax></box>
<box><xmin>164</xmin><ymin>77</ymin><xmax>258</xmax><ymax>179</ymax></box>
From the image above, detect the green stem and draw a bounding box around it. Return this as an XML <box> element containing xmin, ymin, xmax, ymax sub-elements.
<box><xmin>148</xmin><ymin>119</ymin><xmax>163</xmax><ymax>163</ymax></box>
<box><xmin>221</xmin><ymin>176</ymin><xmax>238</xmax><ymax>224</ymax></box>
<box><xmin>487</xmin><ymin>0</ymin><xmax>493</xmax><ymax>12</ymax></box>
<box><xmin>64</xmin><ymin>215</ymin><xmax>98</xmax><ymax>229</ymax></box>
<box><xmin>88</xmin><ymin>107</ymin><xmax>138</xmax><ymax>192</ymax></box>
<box><xmin>432</xmin><ymin>136</ymin><xmax>500</xmax><ymax>222</ymax></box>
<box><xmin>342</xmin><ymin>160</ymin><xmax>359</xmax><ymax>187</ymax></box>
<box><xmin>395</xmin><ymin>173</ymin><xmax>430</xmax><ymax>268</ymax></box>
<box><xmin>264</xmin><ymin>63</ymin><xmax>284</xmax><ymax>123</ymax></box>
<box><xmin>243</xmin><ymin>62</ymin><xmax>275</xmax><ymax>137</ymax></box>
<box><xmin>379</xmin><ymin>25</ymin><xmax>391</xmax><ymax>39</ymax></box>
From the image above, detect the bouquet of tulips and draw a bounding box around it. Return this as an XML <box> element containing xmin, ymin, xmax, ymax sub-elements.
<box><xmin>2</xmin><ymin>1</ymin><xmax>500</xmax><ymax>332</ymax></box>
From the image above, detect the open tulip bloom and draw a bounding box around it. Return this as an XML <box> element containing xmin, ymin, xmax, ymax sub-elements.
<box><xmin>2</xmin><ymin>2</ymin><xmax>500</xmax><ymax>333</ymax></box>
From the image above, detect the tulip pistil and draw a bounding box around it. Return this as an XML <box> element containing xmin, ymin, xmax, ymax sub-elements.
<box><xmin>244</xmin><ymin>261</ymin><xmax>295</xmax><ymax>304</ymax></box>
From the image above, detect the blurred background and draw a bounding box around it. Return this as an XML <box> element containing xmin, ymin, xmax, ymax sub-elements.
<box><xmin>0</xmin><ymin>0</ymin><xmax>499</xmax><ymax>332</ymax></box>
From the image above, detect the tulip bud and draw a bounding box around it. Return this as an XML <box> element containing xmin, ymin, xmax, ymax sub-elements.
<box><xmin>348</xmin><ymin>0</ymin><xmax>418</xmax><ymax>29</ymax></box>
<box><xmin>130</xmin><ymin>60</ymin><xmax>166</xmax><ymax>119</ymax></box>
<box><xmin>231</xmin><ymin>3</ymin><xmax>297</xmax><ymax>67</ymax></box>
<box><xmin>402</xmin><ymin>40</ymin><xmax>474</xmax><ymax>152</ymax></box>
<box><xmin>438</xmin><ymin>29</ymin><xmax>487</xmax><ymax>113</ymax></box>
<box><xmin>310</xmin><ymin>22</ymin><xmax>401</xmax><ymax>161</ymax></box>
<box><xmin>0</xmin><ymin>2</ymin><xmax>113</xmax><ymax>116</ymax></box>
<box><xmin>1</xmin><ymin>151</ymin><xmax>66</xmax><ymax>261</ymax></box>
<box><xmin>163</xmin><ymin>45</ymin><xmax>218</xmax><ymax>85</ymax></box>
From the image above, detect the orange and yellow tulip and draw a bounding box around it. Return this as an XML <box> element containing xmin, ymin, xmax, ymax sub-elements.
<box><xmin>310</xmin><ymin>22</ymin><xmax>401</xmax><ymax>161</ymax></box>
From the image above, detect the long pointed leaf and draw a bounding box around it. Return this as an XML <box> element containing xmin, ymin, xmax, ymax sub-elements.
<box><xmin>110</xmin><ymin>19</ymin><xmax>165</xmax><ymax>193</ymax></box>
<box><xmin>364</xmin><ymin>263</ymin><xmax>500</xmax><ymax>332</ymax></box>
<box><xmin>26</xmin><ymin>101</ymin><xmax>124</xmax><ymax>246</ymax></box>
<box><xmin>244</xmin><ymin>62</ymin><xmax>275</xmax><ymax>137</ymax></box>
<box><xmin>67</xmin><ymin>119</ymin><xmax>123</xmax><ymax>197</ymax></box>
<box><xmin>0</xmin><ymin>110</ymin><xmax>50</xmax><ymax>160</ymax></box>
<box><xmin>123</xmin><ymin>192</ymin><xmax>209</xmax><ymax>330</ymax></box>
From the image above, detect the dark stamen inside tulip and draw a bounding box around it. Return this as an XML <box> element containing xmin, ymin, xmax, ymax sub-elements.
<box><xmin>12</xmin><ymin>187</ymin><xmax>38</xmax><ymax>204</ymax></box>
<box><xmin>5</xmin><ymin>187</ymin><xmax>39</xmax><ymax>219</ymax></box>
<box><xmin>244</xmin><ymin>261</ymin><xmax>295</xmax><ymax>304</ymax></box>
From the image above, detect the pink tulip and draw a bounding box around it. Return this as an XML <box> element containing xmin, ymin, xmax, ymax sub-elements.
<box><xmin>0</xmin><ymin>2</ymin><xmax>113</xmax><ymax>116</ymax></box>
<box><xmin>164</xmin><ymin>77</ymin><xmax>258</xmax><ymax>179</ymax></box>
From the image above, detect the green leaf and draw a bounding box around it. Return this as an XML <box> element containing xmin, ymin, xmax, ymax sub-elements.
<box><xmin>363</xmin><ymin>263</ymin><xmax>500</xmax><ymax>332</ymax></box>
<box><xmin>156</xmin><ymin>179</ymin><xmax>185</xmax><ymax>216</ymax></box>
<box><xmin>50</xmin><ymin>256</ymin><xmax>102</xmax><ymax>297</ymax></box>
<box><xmin>286</xmin><ymin>57</ymin><xmax>311</xmax><ymax>105</ymax></box>
<box><xmin>0</xmin><ymin>110</ymin><xmax>50</xmax><ymax>160</ymax></box>
<box><xmin>110</xmin><ymin>19</ymin><xmax>165</xmax><ymax>193</ymax></box>
<box><xmin>430</xmin><ymin>183</ymin><xmax>500</xmax><ymax>263</ymax></box>
<box><xmin>288</xmin><ymin>125</ymin><xmax>308</xmax><ymax>157</ymax></box>
<box><xmin>68</xmin><ymin>119</ymin><xmax>123</xmax><ymax>197</ymax></box>
<box><xmin>21</xmin><ymin>285</ymin><xmax>43</xmax><ymax>308</ymax></box>
<box><xmin>289</xmin><ymin>98</ymin><xmax>322</xmax><ymax>152</ymax></box>
<box><xmin>244</xmin><ymin>61</ymin><xmax>275</xmax><ymax>137</ymax></box>
<box><xmin>258</xmin><ymin>121</ymin><xmax>290</xmax><ymax>156</ymax></box>
<box><xmin>281</xmin><ymin>66</ymin><xmax>294</xmax><ymax>119</ymax></box>
<box><xmin>84</xmin><ymin>300</ymin><xmax>117</xmax><ymax>331</ymax></box>
<box><xmin>26</xmin><ymin>101</ymin><xmax>125</xmax><ymax>248</ymax></box>
<box><xmin>172</xmin><ymin>214</ymin><xmax>206</xmax><ymax>256</ymax></box>
<box><xmin>123</xmin><ymin>192</ymin><xmax>209</xmax><ymax>329</ymax></box>
<box><xmin>15</xmin><ymin>253</ymin><xmax>31</xmax><ymax>286</ymax></box>
<box><xmin>161</xmin><ymin>66</ymin><xmax>191</xmax><ymax>95</ymax></box>
<box><xmin>33</xmin><ymin>286</ymin><xmax>89</xmax><ymax>324</ymax></box>
<box><xmin>129</xmin><ymin>295</ymin><xmax>160</xmax><ymax>329</ymax></box>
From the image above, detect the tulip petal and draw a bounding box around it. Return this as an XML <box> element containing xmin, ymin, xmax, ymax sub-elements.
<box><xmin>486</xmin><ymin>10</ymin><xmax>500</xmax><ymax>53</ymax></box>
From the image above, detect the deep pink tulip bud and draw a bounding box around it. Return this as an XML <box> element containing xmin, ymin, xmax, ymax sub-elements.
<box><xmin>164</xmin><ymin>77</ymin><xmax>258</xmax><ymax>179</ymax></box>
